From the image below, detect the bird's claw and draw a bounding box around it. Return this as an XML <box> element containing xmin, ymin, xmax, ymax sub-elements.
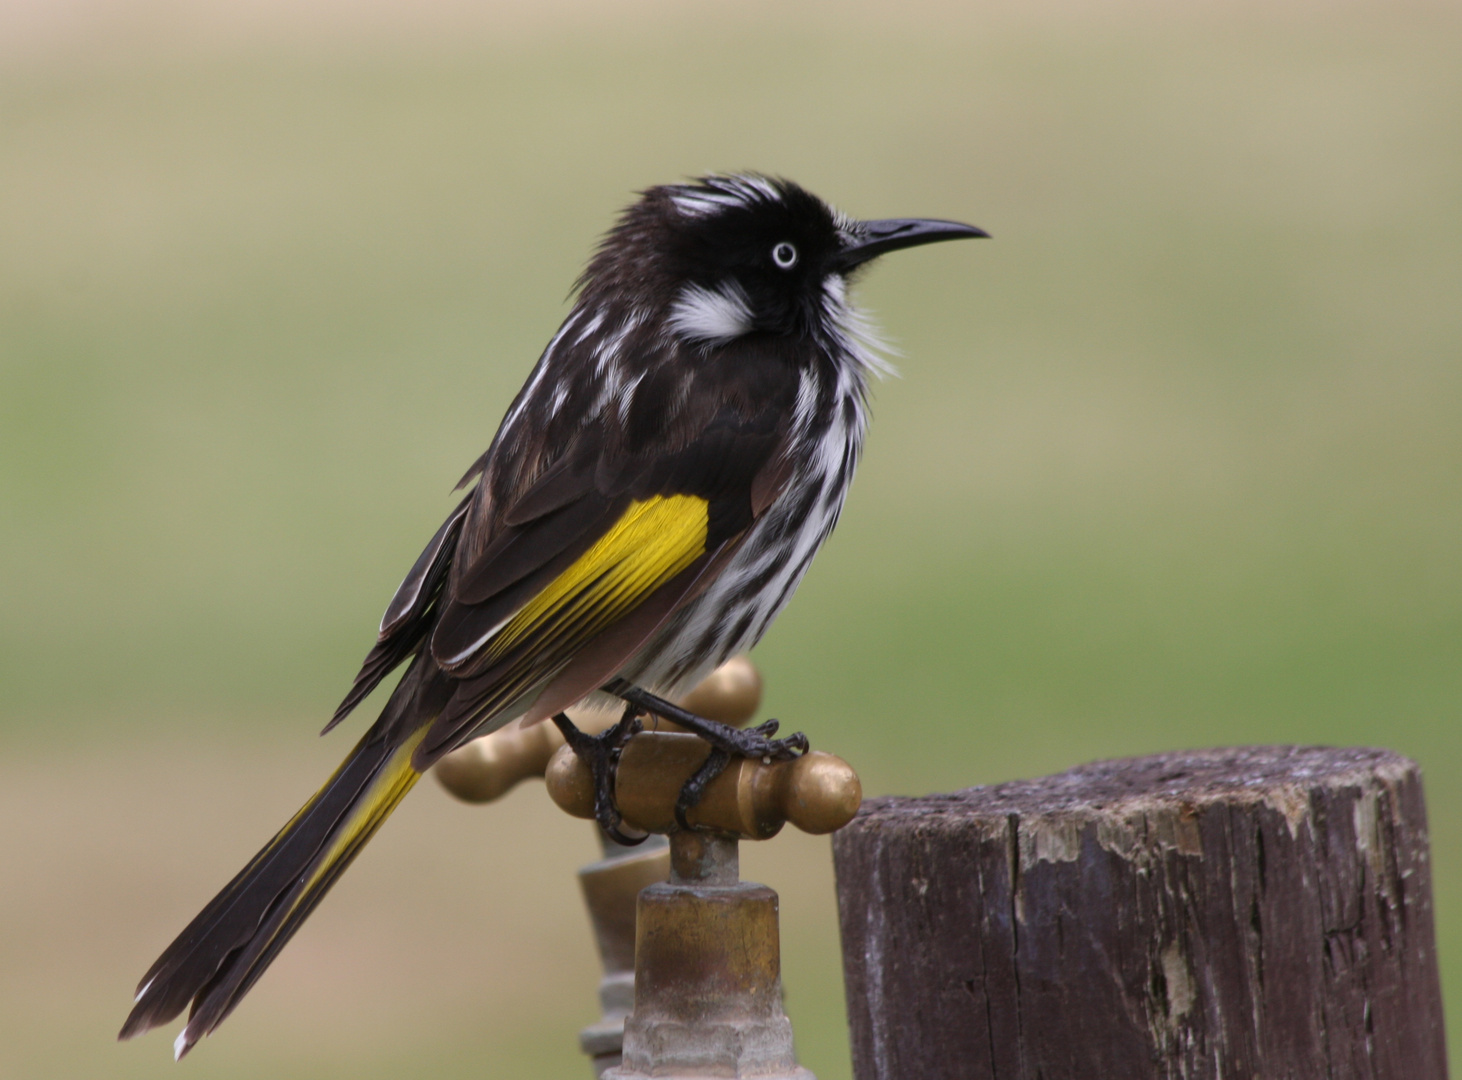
<box><xmin>742</xmin><ymin>718</ymin><xmax>809</xmax><ymax>761</ymax></box>
<box><xmin>553</xmin><ymin>706</ymin><xmax>647</xmax><ymax>846</ymax></box>
<box><xmin>604</xmin><ymin>683</ymin><xmax>810</xmax><ymax>834</ymax></box>
<box><xmin>699</xmin><ymin>717</ymin><xmax>808</xmax><ymax>764</ymax></box>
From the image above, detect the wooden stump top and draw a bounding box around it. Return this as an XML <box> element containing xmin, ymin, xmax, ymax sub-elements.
<box><xmin>834</xmin><ymin>746</ymin><xmax>1446</xmax><ymax>1080</ymax></box>
<box><xmin>853</xmin><ymin>744</ymin><xmax>1412</xmax><ymax>826</ymax></box>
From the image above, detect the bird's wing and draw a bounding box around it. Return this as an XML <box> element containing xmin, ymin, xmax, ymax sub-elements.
<box><xmin>328</xmin><ymin>392</ymin><xmax>794</xmax><ymax>759</ymax></box>
<box><xmin>416</xmin><ymin>404</ymin><xmax>788</xmax><ymax>760</ymax></box>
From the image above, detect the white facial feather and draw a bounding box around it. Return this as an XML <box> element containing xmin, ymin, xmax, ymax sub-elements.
<box><xmin>821</xmin><ymin>274</ymin><xmax>897</xmax><ymax>380</ymax></box>
<box><xmin>667</xmin><ymin>281</ymin><xmax>755</xmax><ymax>345</ymax></box>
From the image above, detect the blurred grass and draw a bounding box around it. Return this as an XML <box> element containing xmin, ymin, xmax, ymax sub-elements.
<box><xmin>2</xmin><ymin>2</ymin><xmax>1460</xmax><ymax>1077</ymax></box>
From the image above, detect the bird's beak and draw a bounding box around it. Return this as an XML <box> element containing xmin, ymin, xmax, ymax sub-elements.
<box><xmin>836</xmin><ymin>217</ymin><xmax>989</xmax><ymax>271</ymax></box>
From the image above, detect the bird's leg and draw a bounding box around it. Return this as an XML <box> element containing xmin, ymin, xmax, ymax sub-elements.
<box><xmin>604</xmin><ymin>680</ymin><xmax>810</xmax><ymax>830</ymax></box>
<box><xmin>552</xmin><ymin>704</ymin><xmax>647</xmax><ymax>846</ymax></box>
<box><xmin>672</xmin><ymin>747</ymin><xmax>731</xmax><ymax>832</ymax></box>
<box><xmin>606</xmin><ymin>681</ymin><xmax>810</xmax><ymax>760</ymax></box>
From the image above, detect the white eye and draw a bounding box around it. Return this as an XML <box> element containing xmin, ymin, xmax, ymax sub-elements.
<box><xmin>771</xmin><ymin>241</ymin><xmax>798</xmax><ymax>269</ymax></box>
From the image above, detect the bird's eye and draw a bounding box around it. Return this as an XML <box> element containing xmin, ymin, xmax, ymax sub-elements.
<box><xmin>771</xmin><ymin>242</ymin><xmax>798</xmax><ymax>270</ymax></box>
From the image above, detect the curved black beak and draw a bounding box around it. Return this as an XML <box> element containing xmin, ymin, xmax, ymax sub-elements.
<box><xmin>837</xmin><ymin>217</ymin><xmax>989</xmax><ymax>271</ymax></box>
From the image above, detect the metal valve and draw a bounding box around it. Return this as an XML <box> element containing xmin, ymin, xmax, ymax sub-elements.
<box><xmin>432</xmin><ymin>657</ymin><xmax>782</xmax><ymax>1078</ymax></box>
<box><xmin>546</xmin><ymin>733</ymin><xmax>861</xmax><ymax>840</ymax></box>
<box><xmin>545</xmin><ymin>710</ymin><xmax>859</xmax><ymax>1080</ymax></box>
<box><xmin>431</xmin><ymin>659</ymin><xmax>858</xmax><ymax>1080</ymax></box>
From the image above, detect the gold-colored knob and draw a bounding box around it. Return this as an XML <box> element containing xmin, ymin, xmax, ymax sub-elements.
<box><xmin>545</xmin><ymin>731</ymin><xmax>862</xmax><ymax>840</ymax></box>
<box><xmin>433</xmin><ymin>658</ymin><xmax>764</xmax><ymax>804</ymax></box>
<box><xmin>431</xmin><ymin>719</ymin><xmax>565</xmax><ymax>804</ymax></box>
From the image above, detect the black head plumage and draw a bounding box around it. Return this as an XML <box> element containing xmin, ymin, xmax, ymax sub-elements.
<box><xmin>578</xmin><ymin>174</ymin><xmax>984</xmax><ymax>343</ymax></box>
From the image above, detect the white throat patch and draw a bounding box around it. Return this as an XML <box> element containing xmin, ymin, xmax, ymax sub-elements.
<box><xmin>668</xmin><ymin>281</ymin><xmax>755</xmax><ymax>345</ymax></box>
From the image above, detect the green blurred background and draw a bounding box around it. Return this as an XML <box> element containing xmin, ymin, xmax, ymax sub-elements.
<box><xmin>3</xmin><ymin>1</ymin><xmax>1459</xmax><ymax>1076</ymax></box>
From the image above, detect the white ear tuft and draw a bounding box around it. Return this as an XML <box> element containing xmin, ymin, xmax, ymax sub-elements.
<box><xmin>668</xmin><ymin>281</ymin><xmax>755</xmax><ymax>345</ymax></box>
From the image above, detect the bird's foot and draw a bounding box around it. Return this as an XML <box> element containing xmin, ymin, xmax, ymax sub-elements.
<box><xmin>552</xmin><ymin>704</ymin><xmax>646</xmax><ymax>846</ymax></box>
<box><xmin>605</xmin><ymin>681</ymin><xmax>810</xmax><ymax>831</ymax></box>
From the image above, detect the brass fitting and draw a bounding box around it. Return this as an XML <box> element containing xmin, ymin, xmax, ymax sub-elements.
<box><xmin>545</xmin><ymin>733</ymin><xmax>862</xmax><ymax>840</ymax></box>
<box><xmin>434</xmin><ymin>658</ymin><xmax>856</xmax><ymax>1080</ymax></box>
<box><xmin>607</xmin><ymin>833</ymin><xmax>815</xmax><ymax>1080</ymax></box>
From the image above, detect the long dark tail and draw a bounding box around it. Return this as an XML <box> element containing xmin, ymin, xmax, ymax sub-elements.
<box><xmin>119</xmin><ymin>682</ymin><xmax>439</xmax><ymax>1058</ymax></box>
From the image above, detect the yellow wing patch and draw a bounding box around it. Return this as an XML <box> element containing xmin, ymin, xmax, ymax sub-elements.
<box><xmin>483</xmin><ymin>494</ymin><xmax>710</xmax><ymax>663</ymax></box>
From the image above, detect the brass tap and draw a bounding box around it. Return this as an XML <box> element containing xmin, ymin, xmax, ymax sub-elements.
<box><xmin>431</xmin><ymin>658</ymin><xmax>773</xmax><ymax>1079</ymax></box>
<box><xmin>545</xmin><ymin>726</ymin><xmax>860</xmax><ymax>1080</ymax></box>
<box><xmin>432</xmin><ymin>659</ymin><xmax>859</xmax><ymax>1080</ymax></box>
<box><xmin>545</xmin><ymin>733</ymin><xmax>861</xmax><ymax>840</ymax></box>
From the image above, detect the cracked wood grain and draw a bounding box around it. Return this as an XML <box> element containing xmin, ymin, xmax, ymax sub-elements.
<box><xmin>832</xmin><ymin>746</ymin><xmax>1446</xmax><ymax>1080</ymax></box>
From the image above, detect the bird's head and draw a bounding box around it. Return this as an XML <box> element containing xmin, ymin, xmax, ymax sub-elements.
<box><xmin>578</xmin><ymin>174</ymin><xmax>986</xmax><ymax>349</ymax></box>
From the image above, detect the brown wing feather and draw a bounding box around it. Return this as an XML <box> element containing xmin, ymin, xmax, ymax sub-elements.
<box><xmin>332</xmin><ymin>343</ymin><xmax>798</xmax><ymax>756</ymax></box>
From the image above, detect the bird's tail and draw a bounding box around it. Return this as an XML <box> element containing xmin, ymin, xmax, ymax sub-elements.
<box><xmin>119</xmin><ymin>713</ymin><xmax>431</xmax><ymax>1059</ymax></box>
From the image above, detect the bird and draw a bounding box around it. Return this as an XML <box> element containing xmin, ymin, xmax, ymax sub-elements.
<box><xmin>119</xmin><ymin>173</ymin><xmax>985</xmax><ymax>1059</ymax></box>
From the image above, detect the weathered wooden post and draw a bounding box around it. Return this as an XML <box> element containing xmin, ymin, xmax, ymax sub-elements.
<box><xmin>833</xmin><ymin>746</ymin><xmax>1446</xmax><ymax>1080</ymax></box>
